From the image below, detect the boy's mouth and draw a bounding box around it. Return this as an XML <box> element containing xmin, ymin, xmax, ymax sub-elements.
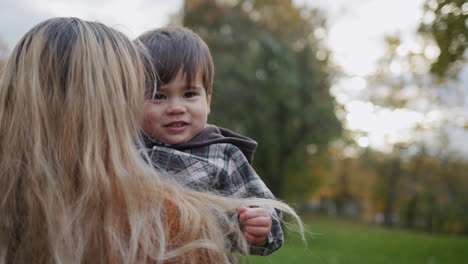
<box><xmin>164</xmin><ymin>121</ymin><xmax>189</xmax><ymax>132</ymax></box>
<box><xmin>164</xmin><ymin>121</ymin><xmax>188</xmax><ymax>127</ymax></box>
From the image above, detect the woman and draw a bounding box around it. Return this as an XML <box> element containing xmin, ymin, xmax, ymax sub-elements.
<box><xmin>0</xmin><ymin>17</ymin><xmax>302</xmax><ymax>264</ymax></box>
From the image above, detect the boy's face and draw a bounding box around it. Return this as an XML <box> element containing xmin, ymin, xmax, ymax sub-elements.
<box><xmin>141</xmin><ymin>70</ymin><xmax>211</xmax><ymax>145</ymax></box>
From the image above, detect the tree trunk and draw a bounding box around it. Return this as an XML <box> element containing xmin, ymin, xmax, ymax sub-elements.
<box><xmin>383</xmin><ymin>158</ymin><xmax>401</xmax><ymax>227</ymax></box>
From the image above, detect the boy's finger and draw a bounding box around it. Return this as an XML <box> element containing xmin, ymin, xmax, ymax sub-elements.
<box><xmin>237</xmin><ymin>206</ymin><xmax>248</xmax><ymax>215</ymax></box>
<box><xmin>238</xmin><ymin>208</ymin><xmax>268</xmax><ymax>222</ymax></box>
<box><xmin>242</xmin><ymin>216</ymin><xmax>271</xmax><ymax>227</ymax></box>
<box><xmin>244</xmin><ymin>231</ymin><xmax>268</xmax><ymax>245</ymax></box>
<box><xmin>244</xmin><ymin>226</ymin><xmax>271</xmax><ymax>237</ymax></box>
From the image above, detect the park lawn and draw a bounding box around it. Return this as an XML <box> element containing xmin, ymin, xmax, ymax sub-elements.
<box><xmin>243</xmin><ymin>214</ymin><xmax>468</xmax><ymax>264</ymax></box>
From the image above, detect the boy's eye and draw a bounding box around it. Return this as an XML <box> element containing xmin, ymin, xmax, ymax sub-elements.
<box><xmin>183</xmin><ymin>92</ymin><xmax>197</xmax><ymax>98</ymax></box>
<box><xmin>152</xmin><ymin>93</ymin><xmax>166</xmax><ymax>100</ymax></box>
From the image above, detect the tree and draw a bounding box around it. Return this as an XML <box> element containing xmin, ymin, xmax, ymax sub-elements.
<box><xmin>182</xmin><ymin>0</ymin><xmax>342</xmax><ymax>198</ymax></box>
<box><xmin>419</xmin><ymin>0</ymin><xmax>467</xmax><ymax>78</ymax></box>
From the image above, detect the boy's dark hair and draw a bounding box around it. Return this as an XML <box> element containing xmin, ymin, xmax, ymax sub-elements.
<box><xmin>138</xmin><ymin>26</ymin><xmax>214</xmax><ymax>96</ymax></box>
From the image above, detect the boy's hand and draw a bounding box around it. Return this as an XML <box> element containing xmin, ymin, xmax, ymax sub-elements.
<box><xmin>238</xmin><ymin>206</ymin><xmax>272</xmax><ymax>246</ymax></box>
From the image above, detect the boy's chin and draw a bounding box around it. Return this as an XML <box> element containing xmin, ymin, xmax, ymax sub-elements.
<box><xmin>163</xmin><ymin>136</ymin><xmax>190</xmax><ymax>145</ymax></box>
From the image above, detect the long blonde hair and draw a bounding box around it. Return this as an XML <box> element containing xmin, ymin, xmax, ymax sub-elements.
<box><xmin>0</xmin><ymin>17</ymin><xmax>302</xmax><ymax>264</ymax></box>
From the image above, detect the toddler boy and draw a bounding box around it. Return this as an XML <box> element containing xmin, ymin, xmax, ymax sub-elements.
<box><xmin>138</xmin><ymin>26</ymin><xmax>283</xmax><ymax>256</ymax></box>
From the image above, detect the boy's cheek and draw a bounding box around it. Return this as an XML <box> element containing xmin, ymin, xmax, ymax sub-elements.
<box><xmin>140</xmin><ymin>104</ymin><xmax>161</xmax><ymax>132</ymax></box>
<box><xmin>141</xmin><ymin>111</ymin><xmax>158</xmax><ymax>127</ymax></box>
<box><xmin>140</xmin><ymin>103</ymin><xmax>152</xmax><ymax>123</ymax></box>
<box><xmin>141</xmin><ymin>102</ymin><xmax>160</xmax><ymax>117</ymax></box>
<box><xmin>140</xmin><ymin>117</ymin><xmax>160</xmax><ymax>139</ymax></box>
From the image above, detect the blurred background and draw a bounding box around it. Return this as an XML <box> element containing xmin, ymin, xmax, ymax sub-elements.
<box><xmin>1</xmin><ymin>0</ymin><xmax>467</xmax><ymax>263</ymax></box>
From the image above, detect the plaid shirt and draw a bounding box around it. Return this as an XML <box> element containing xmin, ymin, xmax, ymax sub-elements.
<box><xmin>143</xmin><ymin>130</ymin><xmax>284</xmax><ymax>256</ymax></box>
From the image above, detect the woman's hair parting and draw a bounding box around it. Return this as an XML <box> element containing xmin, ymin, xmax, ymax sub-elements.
<box><xmin>0</xmin><ymin>17</ymin><xmax>303</xmax><ymax>264</ymax></box>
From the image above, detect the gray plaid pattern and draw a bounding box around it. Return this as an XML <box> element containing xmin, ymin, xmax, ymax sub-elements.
<box><xmin>146</xmin><ymin>143</ymin><xmax>284</xmax><ymax>256</ymax></box>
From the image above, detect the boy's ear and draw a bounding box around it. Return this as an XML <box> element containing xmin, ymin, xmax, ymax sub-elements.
<box><xmin>207</xmin><ymin>94</ymin><xmax>212</xmax><ymax>115</ymax></box>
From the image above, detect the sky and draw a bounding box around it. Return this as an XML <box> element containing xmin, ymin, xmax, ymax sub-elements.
<box><xmin>295</xmin><ymin>0</ymin><xmax>426</xmax><ymax>76</ymax></box>
<box><xmin>0</xmin><ymin>0</ymin><xmax>183</xmax><ymax>49</ymax></box>
<box><xmin>0</xmin><ymin>0</ymin><xmax>425</xmax><ymax>68</ymax></box>
<box><xmin>0</xmin><ymin>0</ymin><xmax>466</xmax><ymax>155</ymax></box>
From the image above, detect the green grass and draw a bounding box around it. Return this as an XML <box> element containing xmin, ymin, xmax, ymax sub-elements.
<box><xmin>243</xmin><ymin>214</ymin><xmax>468</xmax><ymax>264</ymax></box>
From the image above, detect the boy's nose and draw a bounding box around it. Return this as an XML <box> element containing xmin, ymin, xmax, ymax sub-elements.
<box><xmin>166</xmin><ymin>100</ymin><xmax>186</xmax><ymax>115</ymax></box>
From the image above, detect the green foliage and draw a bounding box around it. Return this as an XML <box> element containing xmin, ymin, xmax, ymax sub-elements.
<box><xmin>311</xmin><ymin>144</ymin><xmax>468</xmax><ymax>235</ymax></box>
<box><xmin>248</xmin><ymin>215</ymin><xmax>468</xmax><ymax>264</ymax></box>
<box><xmin>183</xmin><ymin>0</ymin><xmax>342</xmax><ymax>197</ymax></box>
<box><xmin>419</xmin><ymin>0</ymin><xmax>468</xmax><ymax>77</ymax></box>
<box><xmin>350</xmin><ymin>0</ymin><xmax>468</xmax><ymax>233</ymax></box>
<box><xmin>402</xmin><ymin>150</ymin><xmax>468</xmax><ymax>234</ymax></box>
